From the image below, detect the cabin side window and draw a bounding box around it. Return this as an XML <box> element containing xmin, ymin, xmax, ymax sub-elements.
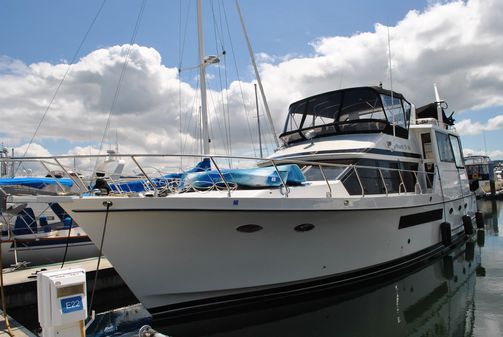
<box><xmin>449</xmin><ymin>135</ymin><xmax>464</xmax><ymax>168</ymax></box>
<box><xmin>435</xmin><ymin>132</ymin><xmax>455</xmax><ymax>162</ymax></box>
<box><xmin>284</xmin><ymin>101</ymin><xmax>306</xmax><ymax>134</ymax></box>
<box><xmin>337</xmin><ymin>159</ymin><xmax>418</xmax><ymax>195</ymax></box>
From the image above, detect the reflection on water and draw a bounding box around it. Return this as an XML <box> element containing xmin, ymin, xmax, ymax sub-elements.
<box><xmin>473</xmin><ymin>200</ymin><xmax>503</xmax><ymax>337</ymax></box>
<box><xmin>51</xmin><ymin>201</ymin><xmax>503</xmax><ymax>336</ymax></box>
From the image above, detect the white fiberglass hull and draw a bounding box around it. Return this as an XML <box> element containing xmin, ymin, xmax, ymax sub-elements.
<box><xmin>61</xmin><ymin>192</ymin><xmax>474</xmax><ymax>313</ymax></box>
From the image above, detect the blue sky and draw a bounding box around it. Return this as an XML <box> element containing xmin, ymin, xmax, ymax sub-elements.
<box><xmin>1</xmin><ymin>0</ymin><xmax>502</xmax><ymax>159</ymax></box>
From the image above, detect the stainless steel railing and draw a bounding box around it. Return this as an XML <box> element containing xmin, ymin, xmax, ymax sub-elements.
<box><xmin>0</xmin><ymin>153</ymin><xmax>444</xmax><ymax>199</ymax></box>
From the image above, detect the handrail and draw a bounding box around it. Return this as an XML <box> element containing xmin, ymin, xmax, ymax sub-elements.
<box><xmin>209</xmin><ymin>157</ymin><xmax>232</xmax><ymax>197</ymax></box>
<box><xmin>131</xmin><ymin>156</ymin><xmax>158</xmax><ymax>195</ymax></box>
<box><xmin>318</xmin><ymin>165</ymin><xmax>332</xmax><ymax>197</ymax></box>
<box><xmin>0</xmin><ymin>152</ymin><xmax>466</xmax><ymax>200</ymax></box>
<box><xmin>352</xmin><ymin>165</ymin><xmax>365</xmax><ymax>197</ymax></box>
<box><xmin>53</xmin><ymin>158</ymin><xmax>88</xmax><ymax>193</ymax></box>
<box><xmin>271</xmin><ymin>159</ymin><xmax>289</xmax><ymax>197</ymax></box>
<box><xmin>378</xmin><ymin>168</ymin><xmax>388</xmax><ymax>196</ymax></box>
<box><xmin>39</xmin><ymin>161</ymin><xmax>67</xmax><ymax>194</ymax></box>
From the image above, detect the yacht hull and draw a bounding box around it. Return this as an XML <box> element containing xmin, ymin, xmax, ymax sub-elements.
<box><xmin>61</xmin><ymin>194</ymin><xmax>474</xmax><ymax>315</ymax></box>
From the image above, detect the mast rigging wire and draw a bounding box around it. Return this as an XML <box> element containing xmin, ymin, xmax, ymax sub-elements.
<box><xmin>16</xmin><ymin>0</ymin><xmax>108</xmax><ymax>174</ymax></box>
<box><xmin>95</xmin><ymin>0</ymin><xmax>147</xmax><ymax>174</ymax></box>
<box><xmin>221</xmin><ymin>2</ymin><xmax>258</xmax><ymax>157</ymax></box>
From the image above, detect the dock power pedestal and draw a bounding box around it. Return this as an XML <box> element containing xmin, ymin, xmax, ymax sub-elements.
<box><xmin>37</xmin><ymin>268</ymin><xmax>87</xmax><ymax>337</ymax></box>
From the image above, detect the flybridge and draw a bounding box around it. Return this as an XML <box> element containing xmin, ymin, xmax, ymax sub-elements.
<box><xmin>280</xmin><ymin>86</ymin><xmax>413</xmax><ymax>145</ymax></box>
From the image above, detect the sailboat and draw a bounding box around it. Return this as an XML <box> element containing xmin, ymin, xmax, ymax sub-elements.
<box><xmin>4</xmin><ymin>0</ymin><xmax>478</xmax><ymax>319</ymax></box>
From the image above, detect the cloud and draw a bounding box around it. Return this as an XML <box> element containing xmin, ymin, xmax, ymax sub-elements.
<box><xmin>456</xmin><ymin>114</ymin><xmax>503</xmax><ymax>136</ymax></box>
<box><xmin>463</xmin><ymin>148</ymin><xmax>503</xmax><ymax>160</ymax></box>
<box><xmin>1</xmin><ymin>0</ymin><xmax>503</xmax><ymax>165</ymax></box>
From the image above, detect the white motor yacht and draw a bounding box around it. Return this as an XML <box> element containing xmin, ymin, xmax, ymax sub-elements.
<box><xmin>27</xmin><ymin>84</ymin><xmax>477</xmax><ymax>318</ymax></box>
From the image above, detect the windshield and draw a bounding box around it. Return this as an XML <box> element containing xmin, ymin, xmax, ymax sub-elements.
<box><xmin>281</xmin><ymin>87</ymin><xmax>409</xmax><ymax>144</ymax></box>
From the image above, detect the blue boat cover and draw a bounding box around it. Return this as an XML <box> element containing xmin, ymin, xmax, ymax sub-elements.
<box><xmin>183</xmin><ymin>164</ymin><xmax>305</xmax><ymax>189</ymax></box>
<box><xmin>0</xmin><ymin>177</ymin><xmax>74</xmax><ymax>189</ymax></box>
<box><xmin>109</xmin><ymin>160</ymin><xmax>305</xmax><ymax>192</ymax></box>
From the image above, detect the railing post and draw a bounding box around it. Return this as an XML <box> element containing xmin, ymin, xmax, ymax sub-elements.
<box><xmin>40</xmin><ymin>161</ymin><xmax>67</xmax><ymax>194</ymax></box>
<box><xmin>353</xmin><ymin>166</ymin><xmax>365</xmax><ymax>197</ymax></box>
<box><xmin>378</xmin><ymin>169</ymin><xmax>388</xmax><ymax>196</ymax></box>
<box><xmin>208</xmin><ymin>157</ymin><xmax>232</xmax><ymax>197</ymax></box>
<box><xmin>413</xmin><ymin>171</ymin><xmax>422</xmax><ymax>194</ymax></box>
<box><xmin>131</xmin><ymin>156</ymin><xmax>158</xmax><ymax>195</ymax></box>
<box><xmin>397</xmin><ymin>170</ymin><xmax>406</xmax><ymax>194</ymax></box>
<box><xmin>53</xmin><ymin>158</ymin><xmax>89</xmax><ymax>193</ymax></box>
<box><xmin>271</xmin><ymin>160</ymin><xmax>289</xmax><ymax>197</ymax></box>
<box><xmin>318</xmin><ymin>165</ymin><xmax>332</xmax><ymax>198</ymax></box>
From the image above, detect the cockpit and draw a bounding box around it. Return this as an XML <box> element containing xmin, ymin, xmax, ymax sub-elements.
<box><xmin>279</xmin><ymin>86</ymin><xmax>412</xmax><ymax>145</ymax></box>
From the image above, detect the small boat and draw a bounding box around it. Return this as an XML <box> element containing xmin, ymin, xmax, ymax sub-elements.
<box><xmin>0</xmin><ymin>175</ymin><xmax>99</xmax><ymax>268</ymax></box>
<box><xmin>464</xmin><ymin>155</ymin><xmax>503</xmax><ymax>198</ymax></box>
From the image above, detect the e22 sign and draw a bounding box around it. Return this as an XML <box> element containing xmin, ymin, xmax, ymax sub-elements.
<box><xmin>60</xmin><ymin>296</ymin><xmax>83</xmax><ymax>314</ymax></box>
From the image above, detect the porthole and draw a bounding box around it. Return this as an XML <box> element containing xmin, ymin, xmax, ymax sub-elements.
<box><xmin>449</xmin><ymin>208</ymin><xmax>453</xmax><ymax>214</ymax></box>
<box><xmin>294</xmin><ymin>223</ymin><xmax>315</xmax><ymax>232</ymax></box>
<box><xmin>236</xmin><ymin>224</ymin><xmax>263</xmax><ymax>233</ymax></box>
<box><xmin>458</xmin><ymin>205</ymin><xmax>462</xmax><ymax>211</ymax></box>
<box><xmin>464</xmin><ymin>203</ymin><xmax>467</xmax><ymax>209</ymax></box>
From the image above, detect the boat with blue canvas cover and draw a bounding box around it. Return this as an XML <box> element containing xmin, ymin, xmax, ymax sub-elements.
<box><xmin>0</xmin><ymin>174</ymin><xmax>98</xmax><ymax>268</ymax></box>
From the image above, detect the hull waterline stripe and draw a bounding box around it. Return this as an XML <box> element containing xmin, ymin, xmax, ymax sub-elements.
<box><xmin>398</xmin><ymin>209</ymin><xmax>444</xmax><ymax>229</ymax></box>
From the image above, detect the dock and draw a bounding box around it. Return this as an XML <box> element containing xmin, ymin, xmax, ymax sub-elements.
<box><xmin>1</xmin><ymin>256</ymin><xmax>138</xmax><ymax>334</ymax></box>
<box><xmin>0</xmin><ymin>309</ymin><xmax>37</xmax><ymax>337</ymax></box>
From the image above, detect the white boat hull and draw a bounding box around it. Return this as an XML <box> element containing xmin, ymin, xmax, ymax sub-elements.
<box><xmin>62</xmin><ymin>193</ymin><xmax>474</xmax><ymax>313</ymax></box>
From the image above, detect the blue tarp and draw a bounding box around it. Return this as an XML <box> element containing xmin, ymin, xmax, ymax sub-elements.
<box><xmin>183</xmin><ymin>164</ymin><xmax>305</xmax><ymax>189</ymax></box>
<box><xmin>109</xmin><ymin>159</ymin><xmax>305</xmax><ymax>192</ymax></box>
<box><xmin>0</xmin><ymin>177</ymin><xmax>74</xmax><ymax>189</ymax></box>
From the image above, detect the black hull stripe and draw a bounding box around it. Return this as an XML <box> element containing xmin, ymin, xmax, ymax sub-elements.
<box><xmin>399</xmin><ymin>209</ymin><xmax>444</xmax><ymax>229</ymax></box>
<box><xmin>148</xmin><ymin>233</ymin><xmax>467</xmax><ymax>318</ymax></box>
<box><xmin>71</xmin><ymin>195</ymin><xmax>471</xmax><ymax>213</ymax></box>
<box><xmin>274</xmin><ymin>148</ymin><xmax>421</xmax><ymax>160</ymax></box>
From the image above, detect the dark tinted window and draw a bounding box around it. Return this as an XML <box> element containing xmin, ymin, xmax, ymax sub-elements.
<box><xmin>436</xmin><ymin>132</ymin><xmax>455</xmax><ymax>162</ymax></box>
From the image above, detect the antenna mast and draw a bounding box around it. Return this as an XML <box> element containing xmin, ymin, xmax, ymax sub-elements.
<box><xmin>387</xmin><ymin>26</ymin><xmax>395</xmax><ymax>137</ymax></box>
<box><xmin>433</xmin><ymin>83</ymin><xmax>445</xmax><ymax>128</ymax></box>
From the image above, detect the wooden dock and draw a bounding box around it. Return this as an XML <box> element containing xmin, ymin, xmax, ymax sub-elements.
<box><xmin>0</xmin><ymin>309</ymin><xmax>37</xmax><ymax>337</ymax></box>
<box><xmin>0</xmin><ymin>256</ymin><xmax>137</xmax><ymax>335</ymax></box>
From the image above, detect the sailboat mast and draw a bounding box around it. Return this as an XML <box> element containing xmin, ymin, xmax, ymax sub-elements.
<box><xmin>197</xmin><ymin>0</ymin><xmax>210</xmax><ymax>155</ymax></box>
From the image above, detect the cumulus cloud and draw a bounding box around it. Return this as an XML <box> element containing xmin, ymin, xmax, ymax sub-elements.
<box><xmin>1</xmin><ymin>0</ymin><xmax>503</xmax><ymax>165</ymax></box>
<box><xmin>463</xmin><ymin>148</ymin><xmax>503</xmax><ymax>160</ymax></box>
<box><xmin>456</xmin><ymin>114</ymin><xmax>503</xmax><ymax>136</ymax></box>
